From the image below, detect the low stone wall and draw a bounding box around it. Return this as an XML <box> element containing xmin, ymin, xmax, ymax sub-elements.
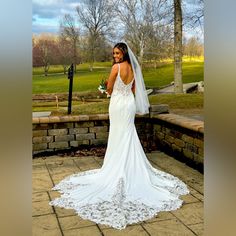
<box><xmin>33</xmin><ymin>114</ymin><xmax>110</xmax><ymax>154</ymax></box>
<box><xmin>32</xmin><ymin>114</ymin><xmax>154</xmax><ymax>153</ymax></box>
<box><xmin>151</xmin><ymin>113</ymin><xmax>204</xmax><ymax>171</ymax></box>
<box><xmin>32</xmin><ymin>105</ymin><xmax>204</xmax><ymax>170</ymax></box>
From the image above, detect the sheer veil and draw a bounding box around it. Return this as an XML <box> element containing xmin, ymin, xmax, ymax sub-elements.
<box><xmin>122</xmin><ymin>41</ymin><xmax>150</xmax><ymax>115</ymax></box>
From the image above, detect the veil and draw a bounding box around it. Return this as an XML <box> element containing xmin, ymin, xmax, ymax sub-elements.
<box><xmin>122</xmin><ymin>41</ymin><xmax>150</xmax><ymax>115</ymax></box>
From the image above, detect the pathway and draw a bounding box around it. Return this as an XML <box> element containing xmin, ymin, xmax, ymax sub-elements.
<box><xmin>32</xmin><ymin>151</ymin><xmax>204</xmax><ymax>236</ymax></box>
<box><xmin>157</xmin><ymin>83</ymin><xmax>200</xmax><ymax>94</ymax></box>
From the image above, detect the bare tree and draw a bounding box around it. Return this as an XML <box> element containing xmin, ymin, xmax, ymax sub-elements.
<box><xmin>33</xmin><ymin>43</ymin><xmax>43</xmax><ymax>67</ymax></box>
<box><xmin>183</xmin><ymin>36</ymin><xmax>203</xmax><ymax>59</ymax></box>
<box><xmin>117</xmin><ymin>0</ymin><xmax>170</xmax><ymax>68</ymax></box>
<box><xmin>33</xmin><ymin>35</ymin><xmax>59</xmax><ymax>76</ymax></box>
<box><xmin>183</xmin><ymin>0</ymin><xmax>204</xmax><ymax>35</ymax></box>
<box><xmin>58</xmin><ymin>35</ymin><xmax>74</xmax><ymax>74</ymax></box>
<box><xmin>144</xmin><ymin>24</ymin><xmax>174</xmax><ymax>67</ymax></box>
<box><xmin>174</xmin><ymin>0</ymin><xmax>183</xmax><ymax>93</ymax></box>
<box><xmin>33</xmin><ymin>36</ymin><xmax>42</xmax><ymax>67</ymax></box>
<box><xmin>60</xmin><ymin>14</ymin><xmax>80</xmax><ymax>73</ymax></box>
<box><xmin>76</xmin><ymin>0</ymin><xmax>115</xmax><ymax>71</ymax></box>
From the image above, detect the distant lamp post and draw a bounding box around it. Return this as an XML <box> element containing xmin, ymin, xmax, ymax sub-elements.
<box><xmin>67</xmin><ymin>64</ymin><xmax>74</xmax><ymax>114</ymax></box>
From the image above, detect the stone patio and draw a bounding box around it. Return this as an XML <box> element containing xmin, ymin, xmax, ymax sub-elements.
<box><xmin>32</xmin><ymin>151</ymin><xmax>204</xmax><ymax>236</ymax></box>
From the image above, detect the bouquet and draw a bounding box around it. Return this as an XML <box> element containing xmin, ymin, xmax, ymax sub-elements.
<box><xmin>98</xmin><ymin>78</ymin><xmax>110</xmax><ymax>97</ymax></box>
<box><xmin>98</xmin><ymin>78</ymin><xmax>107</xmax><ymax>93</ymax></box>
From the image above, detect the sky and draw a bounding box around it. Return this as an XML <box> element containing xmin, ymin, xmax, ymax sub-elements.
<box><xmin>32</xmin><ymin>0</ymin><xmax>80</xmax><ymax>34</ymax></box>
<box><xmin>32</xmin><ymin>0</ymin><xmax>204</xmax><ymax>41</ymax></box>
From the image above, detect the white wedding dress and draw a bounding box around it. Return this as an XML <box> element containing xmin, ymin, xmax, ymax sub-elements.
<box><xmin>49</xmin><ymin>64</ymin><xmax>189</xmax><ymax>230</ymax></box>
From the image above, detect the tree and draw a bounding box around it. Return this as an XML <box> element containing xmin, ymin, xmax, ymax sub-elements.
<box><xmin>144</xmin><ymin>24</ymin><xmax>174</xmax><ymax>68</ymax></box>
<box><xmin>76</xmin><ymin>0</ymin><xmax>115</xmax><ymax>71</ymax></box>
<box><xmin>33</xmin><ymin>36</ymin><xmax>43</xmax><ymax>67</ymax></box>
<box><xmin>183</xmin><ymin>36</ymin><xmax>203</xmax><ymax>59</ymax></box>
<box><xmin>60</xmin><ymin>14</ymin><xmax>80</xmax><ymax>73</ymax></box>
<box><xmin>117</xmin><ymin>0</ymin><xmax>170</xmax><ymax>68</ymax></box>
<box><xmin>57</xmin><ymin>35</ymin><xmax>74</xmax><ymax>74</ymax></box>
<box><xmin>183</xmin><ymin>0</ymin><xmax>204</xmax><ymax>36</ymax></box>
<box><xmin>33</xmin><ymin>34</ymin><xmax>59</xmax><ymax>76</ymax></box>
<box><xmin>174</xmin><ymin>0</ymin><xmax>183</xmax><ymax>93</ymax></box>
<box><xmin>93</xmin><ymin>34</ymin><xmax>113</xmax><ymax>62</ymax></box>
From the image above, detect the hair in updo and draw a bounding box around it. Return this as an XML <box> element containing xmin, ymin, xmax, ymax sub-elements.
<box><xmin>113</xmin><ymin>42</ymin><xmax>131</xmax><ymax>64</ymax></box>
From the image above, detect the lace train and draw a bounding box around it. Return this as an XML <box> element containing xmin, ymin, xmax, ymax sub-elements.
<box><xmin>49</xmin><ymin>167</ymin><xmax>189</xmax><ymax>230</ymax></box>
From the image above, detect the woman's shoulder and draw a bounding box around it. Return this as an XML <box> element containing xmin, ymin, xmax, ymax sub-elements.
<box><xmin>111</xmin><ymin>63</ymin><xmax>119</xmax><ymax>72</ymax></box>
<box><xmin>112</xmin><ymin>63</ymin><xmax>119</xmax><ymax>68</ymax></box>
<box><xmin>109</xmin><ymin>64</ymin><xmax>119</xmax><ymax>78</ymax></box>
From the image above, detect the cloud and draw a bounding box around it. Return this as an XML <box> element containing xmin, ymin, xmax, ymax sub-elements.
<box><xmin>33</xmin><ymin>0</ymin><xmax>80</xmax><ymax>18</ymax></box>
<box><xmin>32</xmin><ymin>22</ymin><xmax>60</xmax><ymax>34</ymax></box>
<box><xmin>33</xmin><ymin>1</ymin><xmax>65</xmax><ymax>19</ymax></box>
<box><xmin>32</xmin><ymin>0</ymin><xmax>81</xmax><ymax>33</ymax></box>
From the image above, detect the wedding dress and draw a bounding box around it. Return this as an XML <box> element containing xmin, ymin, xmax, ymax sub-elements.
<box><xmin>49</xmin><ymin>63</ymin><xmax>189</xmax><ymax>230</ymax></box>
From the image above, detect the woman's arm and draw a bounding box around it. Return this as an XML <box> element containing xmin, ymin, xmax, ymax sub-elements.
<box><xmin>106</xmin><ymin>64</ymin><xmax>118</xmax><ymax>95</ymax></box>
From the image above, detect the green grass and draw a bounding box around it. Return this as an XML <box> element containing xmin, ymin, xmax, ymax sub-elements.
<box><xmin>51</xmin><ymin>101</ymin><xmax>110</xmax><ymax>116</ymax></box>
<box><xmin>33</xmin><ymin>61</ymin><xmax>204</xmax><ymax>94</ymax></box>
<box><xmin>32</xmin><ymin>93</ymin><xmax>203</xmax><ymax>115</ymax></box>
<box><xmin>149</xmin><ymin>93</ymin><xmax>203</xmax><ymax>109</ymax></box>
<box><xmin>143</xmin><ymin>62</ymin><xmax>204</xmax><ymax>87</ymax></box>
<box><xmin>33</xmin><ymin>59</ymin><xmax>204</xmax><ymax>115</ymax></box>
<box><xmin>33</xmin><ymin>62</ymin><xmax>111</xmax><ymax>94</ymax></box>
<box><xmin>33</xmin><ymin>100</ymin><xmax>110</xmax><ymax>115</ymax></box>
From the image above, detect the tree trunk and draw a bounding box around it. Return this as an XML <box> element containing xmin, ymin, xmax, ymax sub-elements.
<box><xmin>63</xmin><ymin>65</ymin><xmax>67</xmax><ymax>75</ymax></box>
<box><xmin>89</xmin><ymin>45</ymin><xmax>94</xmax><ymax>72</ymax></box>
<box><xmin>44</xmin><ymin>64</ymin><xmax>49</xmax><ymax>76</ymax></box>
<box><xmin>139</xmin><ymin>39</ymin><xmax>144</xmax><ymax>69</ymax></box>
<box><xmin>73</xmin><ymin>39</ymin><xmax>77</xmax><ymax>73</ymax></box>
<box><xmin>89</xmin><ymin>36</ymin><xmax>95</xmax><ymax>72</ymax></box>
<box><xmin>174</xmin><ymin>0</ymin><xmax>183</xmax><ymax>93</ymax></box>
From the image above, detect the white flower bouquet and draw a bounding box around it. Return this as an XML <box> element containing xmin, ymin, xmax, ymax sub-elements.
<box><xmin>98</xmin><ymin>78</ymin><xmax>110</xmax><ymax>97</ymax></box>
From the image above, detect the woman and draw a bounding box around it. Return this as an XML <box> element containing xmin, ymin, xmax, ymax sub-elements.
<box><xmin>49</xmin><ymin>42</ymin><xmax>189</xmax><ymax>230</ymax></box>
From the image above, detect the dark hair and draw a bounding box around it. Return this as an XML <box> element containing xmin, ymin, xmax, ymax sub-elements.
<box><xmin>112</xmin><ymin>42</ymin><xmax>131</xmax><ymax>65</ymax></box>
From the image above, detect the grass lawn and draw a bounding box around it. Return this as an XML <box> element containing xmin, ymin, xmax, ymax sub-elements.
<box><xmin>33</xmin><ymin>93</ymin><xmax>203</xmax><ymax>115</ymax></box>
<box><xmin>33</xmin><ymin>60</ymin><xmax>203</xmax><ymax>94</ymax></box>
<box><xmin>143</xmin><ymin>62</ymin><xmax>204</xmax><ymax>87</ymax></box>
<box><xmin>149</xmin><ymin>93</ymin><xmax>203</xmax><ymax>109</ymax></box>
<box><xmin>33</xmin><ymin>63</ymin><xmax>111</xmax><ymax>94</ymax></box>
<box><xmin>33</xmin><ymin>58</ymin><xmax>204</xmax><ymax>115</ymax></box>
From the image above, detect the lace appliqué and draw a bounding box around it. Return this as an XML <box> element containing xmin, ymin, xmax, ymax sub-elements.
<box><xmin>147</xmin><ymin>165</ymin><xmax>190</xmax><ymax>196</ymax></box>
<box><xmin>112</xmin><ymin>75</ymin><xmax>134</xmax><ymax>97</ymax></box>
<box><xmin>49</xmin><ymin>171</ymin><xmax>189</xmax><ymax>230</ymax></box>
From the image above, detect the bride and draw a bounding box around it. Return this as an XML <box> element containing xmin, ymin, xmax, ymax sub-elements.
<box><xmin>49</xmin><ymin>42</ymin><xmax>189</xmax><ymax>230</ymax></box>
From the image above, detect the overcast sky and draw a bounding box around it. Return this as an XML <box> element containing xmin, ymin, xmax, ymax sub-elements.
<box><xmin>32</xmin><ymin>0</ymin><xmax>203</xmax><ymax>41</ymax></box>
<box><xmin>32</xmin><ymin>0</ymin><xmax>80</xmax><ymax>34</ymax></box>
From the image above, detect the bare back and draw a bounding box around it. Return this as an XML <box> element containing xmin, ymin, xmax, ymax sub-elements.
<box><xmin>119</xmin><ymin>62</ymin><xmax>134</xmax><ymax>85</ymax></box>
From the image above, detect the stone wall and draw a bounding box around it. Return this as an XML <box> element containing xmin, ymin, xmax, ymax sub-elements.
<box><xmin>33</xmin><ymin>114</ymin><xmax>110</xmax><ymax>154</ymax></box>
<box><xmin>151</xmin><ymin>113</ymin><xmax>204</xmax><ymax>171</ymax></box>
<box><xmin>32</xmin><ymin>114</ymin><xmax>153</xmax><ymax>154</ymax></box>
<box><xmin>32</xmin><ymin>105</ymin><xmax>204</xmax><ymax>170</ymax></box>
